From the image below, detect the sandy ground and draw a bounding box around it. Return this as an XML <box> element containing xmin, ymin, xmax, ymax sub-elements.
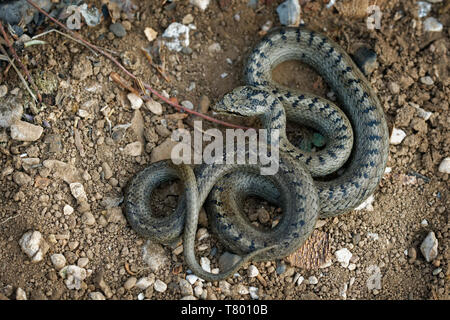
<box><xmin>0</xmin><ymin>0</ymin><xmax>448</xmax><ymax>300</ymax></box>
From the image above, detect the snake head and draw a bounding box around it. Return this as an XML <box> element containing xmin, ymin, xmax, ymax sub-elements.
<box><xmin>211</xmin><ymin>86</ymin><xmax>274</xmax><ymax>118</ymax></box>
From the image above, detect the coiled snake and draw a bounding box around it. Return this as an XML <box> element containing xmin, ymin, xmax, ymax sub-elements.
<box><xmin>125</xmin><ymin>27</ymin><xmax>389</xmax><ymax>281</ymax></box>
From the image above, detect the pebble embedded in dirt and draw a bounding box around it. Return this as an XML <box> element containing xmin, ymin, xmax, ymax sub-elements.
<box><xmin>109</xmin><ymin>23</ymin><xmax>127</xmax><ymax>38</ymax></box>
<box><xmin>51</xmin><ymin>254</ymin><xmax>67</xmax><ymax>271</ymax></box>
<box><xmin>19</xmin><ymin>230</ymin><xmax>49</xmax><ymax>263</ymax></box>
<box><xmin>438</xmin><ymin>158</ymin><xmax>450</xmax><ymax>174</ymax></box>
<box><xmin>154</xmin><ymin>279</ymin><xmax>167</xmax><ymax>293</ymax></box>
<box><xmin>420</xmin><ymin>232</ymin><xmax>439</xmax><ymax>262</ymax></box>
<box><xmin>60</xmin><ymin>265</ymin><xmax>88</xmax><ymax>290</ymax></box>
<box><xmin>335</xmin><ymin>248</ymin><xmax>352</xmax><ymax>268</ymax></box>
<box><xmin>142</xmin><ymin>241</ymin><xmax>169</xmax><ymax>272</ymax></box>
<box><xmin>10</xmin><ymin>120</ymin><xmax>43</xmax><ymax>141</ymax></box>
<box><xmin>123</xmin><ymin>141</ymin><xmax>143</xmax><ymax>157</ymax></box>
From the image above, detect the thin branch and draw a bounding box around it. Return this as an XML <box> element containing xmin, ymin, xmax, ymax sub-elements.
<box><xmin>0</xmin><ymin>213</ymin><xmax>21</xmax><ymax>225</ymax></box>
<box><xmin>0</xmin><ymin>20</ymin><xmax>41</xmax><ymax>102</ymax></box>
<box><xmin>25</xmin><ymin>0</ymin><xmax>250</xmax><ymax>130</ymax></box>
<box><xmin>0</xmin><ymin>44</ymin><xmax>38</xmax><ymax>102</ymax></box>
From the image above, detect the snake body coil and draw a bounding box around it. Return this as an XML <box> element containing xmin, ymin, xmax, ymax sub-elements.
<box><xmin>125</xmin><ymin>27</ymin><xmax>389</xmax><ymax>281</ymax></box>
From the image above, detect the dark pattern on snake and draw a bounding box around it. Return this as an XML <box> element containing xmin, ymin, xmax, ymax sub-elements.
<box><xmin>125</xmin><ymin>26</ymin><xmax>389</xmax><ymax>280</ymax></box>
<box><xmin>209</xmin><ymin>27</ymin><xmax>389</xmax><ymax>224</ymax></box>
<box><xmin>125</xmin><ymin>151</ymin><xmax>318</xmax><ymax>281</ymax></box>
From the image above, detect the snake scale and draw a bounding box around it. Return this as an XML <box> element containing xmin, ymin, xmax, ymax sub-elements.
<box><xmin>125</xmin><ymin>27</ymin><xmax>389</xmax><ymax>281</ymax></box>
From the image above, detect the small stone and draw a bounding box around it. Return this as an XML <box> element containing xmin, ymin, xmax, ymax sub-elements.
<box><xmin>77</xmin><ymin>258</ymin><xmax>89</xmax><ymax>268</ymax></box>
<box><xmin>16</xmin><ymin>288</ymin><xmax>27</xmax><ymax>300</ymax></box>
<box><xmin>51</xmin><ymin>254</ymin><xmax>67</xmax><ymax>270</ymax></box>
<box><xmin>421</xmin><ymin>219</ymin><xmax>429</xmax><ymax>227</ymax></box>
<box><xmin>13</xmin><ymin>172</ymin><xmax>32</xmax><ymax>186</ymax></box>
<box><xmin>124</xmin><ymin>277</ymin><xmax>137</xmax><ymax>290</ymax></box>
<box><xmin>179</xmin><ymin>279</ymin><xmax>194</xmax><ymax>296</ymax></box>
<box><xmin>63</xmin><ymin>205</ymin><xmax>74</xmax><ymax>216</ymax></box>
<box><xmin>257</xmin><ymin>207</ymin><xmax>270</xmax><ymax>224</ymax></box>
<box><xmin>438</xmin><ymin>158</ymin><xmax>450</xmax><ymax>174</ymax></box>
<box><xmin>194</xmin><ymin>285</ymin><xmax>203</xmax><ymax>298</ymax></box>
<box><xmin>236</xmin><ymin>284</ymin><xmax>249</xmax><ymax>295</ymax></box>
<box><xmin>390</xmin><ymin>127</ymin><xmax>406</xmax><ymax>145</ymax></box>
<box><xmin>190</xmin><ymin>0</ymin><xmax>210</xmax><ymax>10</ymax></box>
<box><xmin>432</xmin><ymin>268</ymin><xmax>442</xmax><ymax>276</ymax></box>
<box><xmin>186</xmin><ymin>274</ymin><xmax>199</xmax><ymax>285</ymax></box>
<box><xmin>420</xmin><ymin>76</ymin><xmax>434</xmax><ymax>86</ymax></box>
<box><xmin>81</xmin><ymin>212</ymin><xmax>96</xmax><ymax>226</ymax></box>
<box><xmin>199</xmin><ymin>96</ymin><xmax>210</xmax><ymax>113</ymax></box>
<box><xmin>136</xmin><ymin>276</ymin><xmax>155</xmax><ymax>290</ymax></box>
<box><xmin>196</xmin><ymin>228</ymin><xmax>209</xmax><ymax>241</ymax></box>
<box><xmin>348</xmin><ymin>263</ymin><xmax>357</xmax><ymax>271</ymax></box>
<box><xmin>127</xmin><ymin>93</ymin><xmax>143</xmax><ymax>110</ymax></box>
<box><xmin>335</xmin><ymin>248</ymin><xmax>352</xmax><ymax>268</ymax></box>
<box><xmin>173</xmin><ymin>245</ymin><xmax>183</xmax><ymax>255</ymax></box>
<box><xmin>420</xmin><ymin>232</ymin><xmax>438</xmax><ymax>262</ymax></box>
<box><xmin>181</xmin><ymin>100</ymin><xmax>194</xmax><ymax>110</ymax></box>
<box><xmin>137</xmin><ymin>293</ymin><xmax>145</xmax><ymax>300</ymax></box>
<box><xmin>219</xmin><ymin>252</ymin><xmax>241</xmax><ymax>271</ymax></box>
<box><xmin>247</xmin><ymin>265</ymin><xmax>259</xmax><ymax>278</ymax></box>
<box><xmin>0</xmin><ymin>85</ymin><xmax>7</xmax><ymax>97</ymax></box>
<box><xmin>109</xmin><ymin>23</ymin><xmax>127</xmax><ymax>37</ymax></box>
<box><xmin>146</xmin><ymin>100</ymin><xmax>163</xmax><ymax>115</ymax></box>
<box><xmin>123</xmin><ymin>141</ymin><xmax>143</xmax><ymax>156</ymax></box>
<box><xmin>353</xmin><ymin>47</ymin><xmax>378</xmax><ymax>75</ymax></box>
<box><xmin>154</xmin><ymin>280</ymin><xmax>167</xmax><ymax>293</ymax></box>
<box><xmin>89</xmin><ymin>292</ymin><xmax>106</xmax><ymax>300</ymax></box>
<box><xmin>60</xmin><ymin>265</ymin><xmax>87</xmax><ymax>290</ymax></box>
<box><xmin>10</xmin><ymin>120</ymin><xmax>43</xmax><ymax>141</ymax></box>
<box><xmin>150</xmin><ymin>138</ymin><xmax>178</xmax><ymax>163</ymax></box>
<box><xmin>69</xmin><ymin>182</ymin><xmax>87</xmax><ymax>202</ymax></box>
<box><xmin>388</xmin><ymin>82</ymin><xmax>400</xmax><ymax>94</ymax></box>
<box><xmin>200</xmin><ymin>257</ymin><xmax>211</xmax><ymax>272</ymax></box>
<box><xmin>276</xmin><ymin>0</ymin><xmax>301</xmax><ymax>26</ymax></box>
<box><xmin>181</xmin><ymin>295</ymin><xmax>197</xmax><ymax>300</ymax></box>
<box><xmin>208</xmin><ymin>43</ymin><xmax>222</xmax><ymax>54</ymax></box>
<box><xmin>19</xmin><ymin>230</ymin><xmax>49</xmax><ymax>263</ymax></box>
<box><xmin>249</xmin><ymin>287</ymin><xmax>259</xmax><ymax>299</ymax></box>
<box><xmin>366</xmin><ymin>265</ymin><xmax>382</xmax><ymax>290</ymax></box>
<box><xmin>296</xmin><ymin>275</ymin><xmax>305</xmax><ymax>286</ymax></box>
<box><xmin>142</xmin><ymin>241</ymin><xmax>169</xmax><ymax>272</ymax></box>
<box><xmin>144</xmin><ymin>27</ymin><xmax>158</xmax><ymax>42</ymax></box>
<box><xmin>182</xmin><ymin>14</ymin><xmax>194</xmax><ymax>25</ymax></box>
<box><xmin>308</xmin><ymin>276</ymin><xmax>318</xmax><ymax>285</ymax></box>
<box><xmin>408</xmin><ymin>248</ymin><xmax>417</xmax><ymax>261</ymax></box>
<box><xmin>106</xmin><ymin>207</ymin><xmax>126</xmax><ymax>224</ymax></box>
<box><xmin>219</xmin><ymin>280</ymin><xmax>231</xmax><ymax>296</ymax></box>
<box><xmin>423</xmin><ymin>17</ymin><xmax>443</xmax><ymax>32</ymax></box>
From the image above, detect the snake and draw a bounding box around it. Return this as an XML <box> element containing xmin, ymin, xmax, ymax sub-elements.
<box><xmin>125</xmin><ymin>27</ymin><xmax>389</xmax><ymax>281</ymax></box>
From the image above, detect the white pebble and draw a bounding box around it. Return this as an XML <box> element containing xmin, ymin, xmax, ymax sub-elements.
<box><xmin>390</xmin><ymin>127</ymin><xmax>406</xmax><ymax>145</ymax></box>
<box><xmin>19</xmin><ymin>230</ymin><xmax>49</xmax><ymax>263</ymax></box>
<box><xmin>421</xmin><ymin>219</ymin><xmax>429</xmax><ymax>227</ymax></box>
<box><xmin>127</xmin><ymin>93</ymin><xmax>143</xmax><ymax>110</ymax></box>
<box><xmin>424</xmin><ymin>17</ymin><xmax>443</xmax><ymax>32</ymax></box>
<box><xmin>249</xmin><ymin>286</ymin><xmax>259</xmax><ymax>300</ymax></box>
<box><xmin>136</xmin><ymin>276</ymin><xmax>155</xmax><ymax>290</ymax></box>
<box><xmin>348</xmin><ymin>263</ymin><xmax>357</xmax><ymax>271</ymax></box>
<box><xmin>237</xmin><ymin>284</ymin><xmax>249</xmax><ymax>295</ymax></box>
<box><xmin>181</xmin><ymin>100</ymin><xmax>194</xmax><ymax>110</ymax></box>
<box><xmin>308</xmin><ymin>276</ymin><xmax>318</xmax><ymax>285</ymax></box>
<box><xmin>438</xmin><ymin>157</ymin><xmax>450</xmax><ymax>174</ymax></box>
<box><xmin>60</xmin><ymin>265</ymin><xmax>87</xmax><ymax>290</ymax></box>
<box><xmin>154</xmin><ymin>279</ymin><xmax>167</xmax><ymax>293</ymax></box>
<box><xmin>355</xmin><ymin>195</ymin><xmax>375</xmax><ymax>211</ymax></box>
<box><xmin>200</xmin><ymin>257</ymin><xmax>211</xmax><ymax>272</ymax></box>
<box><xmin>146</xmin><ymin>100</ymin><xmax>163</xmax><ymax>115</ymax></box>
<box><xmin>16</xmin><ymin>288</ymin><xmax>27</xmax><ymax>300</ymax></box>
<box><xmin>51</xmin><ymin>254</ymin><xmax>67</xmax><ymax>270</ymax></box>
<box><xmin>144</xmin><ymin>27</ymin><xmax>158</xmax><ymax>42</ymax></box>
<box><xmin>137</xmin><ymin>293</ymin><xmax>145</xmax><ymax>300</ymax></box>
<box><xmin>63</xmin><ymin>204</ymin><xmax>74</xmax><ymax>216</ymax></box>
<box><xmin>420</xmin><ymin>76</ymin><xmax>434</xmax><ymax>86</ymax></box>
<box><xmin>276</xmin><ymin>0</ymin><xmax>301</xmax><ymax>26</ymax></box>
<box><xmin>420</xmin><ymin>231</ymin><xmax>439</xmax><ymax>262</ymax></box>
<box><xmin>69</xmin><ymin>182</ymin><xmax>87</xmax><ymax>202</ymax></box>
<box><xmin>186</xmin><ymin>274</ymin><xmax>199</xmax><ymax>285</ymax></box>
<box><xmin>247</xmin><ymin>265</ymin><xmax>259</xmax><ymax>278</ymax></box>
<box><xmin>335</xmin><ymin>248</ymin><xmax>353</xmax><ymax>268</ymax></box>
<box><xmin>220</xmin><ymin>73</ymin><xmax>228</xmax><ymax>78</ymax></box>
<box><xmin>194</xmin><ymin>285</ymin><xmax>203</xmax><ymax>297</ymax></box>
<box><xmin>190</xmin><ymin>0</ymin><xmax>210</xmax><ymax>10</ymax></box>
